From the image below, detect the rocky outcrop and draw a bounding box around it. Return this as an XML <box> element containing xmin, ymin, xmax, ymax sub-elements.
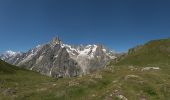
<box><xmin>128</xmin><ymin>45</ymin><xmax>143</xmax><ymax>55</ymax></box>
<box><xmin>63</xmin><ymin>44</ymin><xmax>116</xmax><ymax>74</ymax></box>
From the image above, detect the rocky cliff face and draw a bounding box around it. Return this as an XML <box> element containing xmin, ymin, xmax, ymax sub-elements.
<box><xmin>62</xmin><ymin>44</ymin><xmax>116</xmax><ymax>74</ymax></box>
<box><xmin>0</xmin><ymin>37</ymin><xmax>116</xmax><ymax>77</ymax></box>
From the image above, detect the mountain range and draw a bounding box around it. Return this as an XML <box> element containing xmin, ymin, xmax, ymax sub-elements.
<box><xmin>0</xmin><ymin>37</ymin><xmax>117</xmax><ymax>77</ymax></box>
<box><xmin>1</xmin><ymin>38</ymin><xmax>170</xmax><ymax>100</ymax></box>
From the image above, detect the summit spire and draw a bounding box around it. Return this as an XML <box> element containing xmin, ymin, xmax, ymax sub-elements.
<box><xmin>50</xmin><ymin>36</ymin><xmax>61</xmax><ymax>45</ymax></box>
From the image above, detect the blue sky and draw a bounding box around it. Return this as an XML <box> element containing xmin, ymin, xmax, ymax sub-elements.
<box><xmin>0</xmin><ymin>0</ymin><xmax>170</xmax><ymax>53</ymax></box>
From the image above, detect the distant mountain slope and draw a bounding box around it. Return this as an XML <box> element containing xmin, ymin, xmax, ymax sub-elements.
<box><xmin>115</xmin><ymin>38</ymin><xmax>170</xmax><ymax>66</ymax></box>
<box><xmin>0</xmin><ymin>50</ymin><xmax>19</xmax><ymax>60</ymax></box>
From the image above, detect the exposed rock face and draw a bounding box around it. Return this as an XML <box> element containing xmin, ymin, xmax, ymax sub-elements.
<box><xmin>62</xmin><ymin>44</ymin><xmax>116</xmax><ymax>74</ymax></box>
<box><xmin>0</xmin><ymin>37</ymin><xmax>116</xmax><ymax>77</ymax></box>
<box><xmin>128</xmin><ymin>45</ymin><xmax>143</xmax><ymax>55</ymax></box>
<box><xmin>2</xmin><ymin>88</ymin><xmax>17</xmax><ymax>96</ymax></box>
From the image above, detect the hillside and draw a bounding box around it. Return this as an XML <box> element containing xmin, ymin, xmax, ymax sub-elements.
<box><xmin>115</xmin><ymin>38</ymin><xmax>170</xmax><ymax>66</ymax></box>
<box><xmin>0</xmin><ymin>60</ymin><xmax>54</xmax><ymax>100</ymax></box>
<box><xmin>0</xmin><ymin>60</ymin><xmax>18</xmax><ymax>74</ymax></box>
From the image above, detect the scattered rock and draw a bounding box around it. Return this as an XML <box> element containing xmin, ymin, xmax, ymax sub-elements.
<box><xmin>117</xmin><ymin>94</ymin><xmax>128</xmax><ymax>100</ymax></box>
<box><xmin>124</xmin><ymin>75</ymin><xmax>140</xmax><ymax>80</ymax></box>
<box><xmin>90</xmin><ymin>74</ymin><xmax>103</xmax><ymax>79</ymax></box>
<box><xmin>69</xmin><ymin>81</ymin><xmax>79</xmax><ymax>86</ymax></box>
<box><xmin>112</xmin><ymin>89</ymin><xmax>120</xmax><ymax>95</ymax></box>
<box><xmin>53</xmin><ymin>84</ymin><xmax>56</xmax><ymax>86</ymax></box>
<box><xmin>112</xmin><ymin>80</ymin><xmax>118</xmax><ymax>83</ymax></box>
<box><xmin>110</xmin><ymin>94</ymin><xmax>113</xmax><ymax>97</ymax></box>
<box><xmin>141</xmin><ymin>67</ymin><xmax>160</xmax><ymax>71</ymax></box>
<box><xmin>109</xmin><ymin>90</ymin><xmax>128</xmax><ymax>100</ymax></box>
<box><xmin>128</xmin><ymin>66</ymin><xmax>137</xmax><ymax>71</ymax></box>
<box><xmin>92</xmin><ymin>94</ymin><xmax>96</xmax><ymax>97</ymax></box>
<box><xmin>2</xmin><ymin>88</ymin><xmax>17</xmax><ymax>96</ymax></box>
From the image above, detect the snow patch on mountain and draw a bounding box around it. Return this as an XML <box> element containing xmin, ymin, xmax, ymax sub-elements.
<box><xmin>18</xmin><ymin>45</ymin><xmax>43</xmax><ymax>65</ymax></box>
<box><xmin>0</xmin><ymin>50</ymin><xmax>21</xmax><ymax>60</ymax></box>
<box><xmin>61</xmin><ymin>44</ymin><xmax>115</xmax><ymax>59</ymax></box>
<box><xmin>60</xmin><ymin>43</ymin><xmax>117</xmax><ymax>73</ymax></box>
<box><xmin>6</xmin><ymin>50</ymin><xmax>17</xmax><ymax>56</ymax></box>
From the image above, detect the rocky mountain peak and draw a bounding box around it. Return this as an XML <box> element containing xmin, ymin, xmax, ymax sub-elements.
<box><xmin>50</xmin><ymin>37</ymin><xmax>61</xmax><ymax>46</ymax></box>
<box><xmin>0</xmin><ymin>37</ymin><xmax>117</xmax><ymax>77</ymax></box>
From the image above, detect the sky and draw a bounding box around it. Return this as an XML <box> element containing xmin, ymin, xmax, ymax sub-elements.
<box><xmin>0</xmin><ymin>0</ymin><xmax>170</xmax><ymax>53</ymax></box>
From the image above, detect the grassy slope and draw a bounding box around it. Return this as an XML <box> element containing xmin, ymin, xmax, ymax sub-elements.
<box><xmin>0</xmin><ymin>38</ymin><xmax>170</xmax><ymax>100</ymax></box>
<box><xmin>1</xmin><ymin>63</ymin><xmax>170</xmax><ymax>100</ymax></box>
<box><xmin>115</xmin><ymin>38</ymin><xmax>170</xmax><ymax>66</ymax></box>
<box><xmin>0</xmin><ymin>60</ymin><xmax>18</xmax><ymax>74</ymax></box>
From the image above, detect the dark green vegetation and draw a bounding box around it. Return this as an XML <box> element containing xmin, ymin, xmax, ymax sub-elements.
<box><xmin>0</xmin><ymin>60</ymin><xmax>18</xmax><ymax>74</ymax></box>
<box><xmin>1</xmin><ymin>38</ymin><xmax>170</xmax><ymax>100</ymax></box>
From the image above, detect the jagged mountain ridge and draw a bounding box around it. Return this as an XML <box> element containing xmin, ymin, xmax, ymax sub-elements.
<box><xmin>0</xmin><ymin>37</ymin><xmax>117</xmax><ymax>77</ymax></box>
<box><xmin>0</xmin><ymin>50</ymin><xmax>21</xmax><ymax>60</ymax></box>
